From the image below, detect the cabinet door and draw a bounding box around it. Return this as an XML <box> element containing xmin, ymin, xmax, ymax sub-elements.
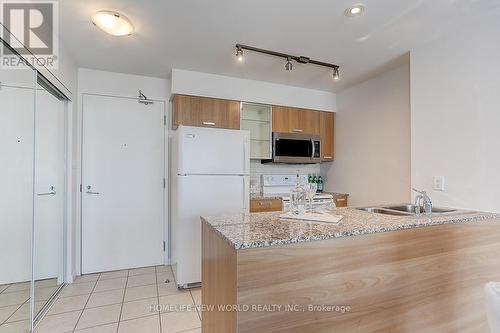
<box><xmin>319</xmin><ymin>111</ymin><xmax>334</xmax><ymax>161</ymax></box>
<box><xmin>272</xmin><ymin>105</ymin><xmax>291</xmax><ymax>133</ymax></box>
<box><xmin>250</xmin><ymin>198</ymin><xmax>283</xmax><ymax>212</ymax></box>
<box><xmin>334</xmin><ymin>196</ymin><xmax>347</xmax><ymax>207</ymax></box>
<box><xmin>272</xmin><ymin>106</ymin><xmax>319</xmax><ymax>135</ymax></box>
<box><xmin>290</xmin><ymin>108</ymin><xmax>319</xmax><ymax>135</ymax></box>
<box><xmin>172</xmin><ymin>95</ymin><xmax>240</xmax><ymax>130</ymax></box>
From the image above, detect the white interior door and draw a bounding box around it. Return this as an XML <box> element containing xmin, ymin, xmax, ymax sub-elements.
<box><xmin>82</xmin><ymin>94</ymin><xmax>165</xmax><ymax>274</ymax></box>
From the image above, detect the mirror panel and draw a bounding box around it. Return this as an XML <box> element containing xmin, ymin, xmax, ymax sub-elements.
<box><xmin>33</xmin><ymin>79</ymin><xmax>66</xmax><ymax>320</ymax></box>
<box><xmin>0</xmin><ymin>65</ymin><xmax>36</xmax><ymax>333</ymax></box>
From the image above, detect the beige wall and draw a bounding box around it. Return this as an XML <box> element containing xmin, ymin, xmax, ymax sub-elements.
<box><xmin>411</xmin><ymin>15</ymin><xmax>500</xmax><ymax>212</ymax></box>
<box><xmin>322</xmin><ymin>63</ymin><xmax>411</xmax><ymax>206</ymax></box>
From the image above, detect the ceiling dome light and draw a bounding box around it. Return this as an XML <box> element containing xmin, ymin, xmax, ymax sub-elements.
<box><xmin>345</xmin><ymin>5</ymin><xmax>365</xmax><ymax>17</ymax></box>
<box><xmin>236</xmin><ymin>46</ymin><xmax>244</xmax><ymax>62</ymax></box>
<box><xmin>285</xmin><ymin>57</ymin><xmax>293</xmax><ymax>71</ymax></box>
<box><xmin>92</xmin><ymin>10</ymin><xmax>134</xmax><ymax>36</ymax></box>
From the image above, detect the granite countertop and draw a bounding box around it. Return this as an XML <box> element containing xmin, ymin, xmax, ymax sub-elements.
<box><xmin>250</xmin><ymin>191</ymin><xmax>349</xmax><ymax>200</ymax></box>
<box><xmin>201</xmin><ymin>207</ymin><xmax>500</xmax><ymax>250</ymax></box>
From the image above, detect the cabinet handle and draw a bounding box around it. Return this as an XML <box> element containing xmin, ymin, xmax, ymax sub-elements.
<box><xmin>203</xmin><ymin>121</ymin><xmax>216</xmax><ymax>126</ymax></box>
<box><xmin>259</xmin><ymin>202</ymin><xmax>272</xmax><ymax>206</ymax></box>
<box><xmin>323</xmin><ymin>156</ymin><xmax>333</xmax><ymax>159</ymax></box>
<box><xmin>292</xmin><ymin>129</ymin><xmax>303</xmax><ymax>133</ymax></box>
<box><xmin>336</xmin><ymin>198</ymin><xmax>346</xmax><ymax>202</ymax></box>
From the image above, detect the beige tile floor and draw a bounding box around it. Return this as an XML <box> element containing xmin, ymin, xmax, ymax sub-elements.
<box><xmin>31</xmin><ymin>265</ymin><xmax>201</xmax><ymax>333</ymax></box>
<box><xmin>0</xmin><ymin>279</ymin><xmax>60</xmax><ymax>333</ymax></box>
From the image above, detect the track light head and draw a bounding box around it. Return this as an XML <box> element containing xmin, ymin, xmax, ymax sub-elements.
<box><xmin>236</xmin><ymin>47</ymin><xmax>243</xmax><ymax>62</ymax></box>
<box><xmin>285</xmin><ymin>57</ymin><xmax>293</xmax><ymax>71</ymax></box>
<box><xmin>333</xmin><ymin>67</ymin><xmax>340</xmax><ymax>80</ymax></box>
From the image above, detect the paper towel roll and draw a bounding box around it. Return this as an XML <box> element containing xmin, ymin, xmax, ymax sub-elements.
<box><xmin>485</xmin><ymin>282</ymin><xmax>500</xmax><ymax>333</ymax></box>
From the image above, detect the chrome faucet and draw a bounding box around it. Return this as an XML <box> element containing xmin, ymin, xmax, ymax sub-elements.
<box><xmin>412</xmin><ymin>188</ymin><xmax>432</xmax><ymax>216</ymax></box>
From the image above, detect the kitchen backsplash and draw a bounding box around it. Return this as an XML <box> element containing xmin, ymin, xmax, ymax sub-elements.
<box><xmin>250</xmin><ymin>160</ymin><xmax>321</xmax><ymax>186</ymax></box>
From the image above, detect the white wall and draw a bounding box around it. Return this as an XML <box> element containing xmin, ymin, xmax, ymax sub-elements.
<box><xmin>323</xmin><ymin>64</ymin><xmax>411</xmax><ymax>206</ymax></box>
<box><xmin>171</xmin><ymin>69</ymin><xmax>336</xmax><ymax>112</ymax></box>
<box><xmin>79</xmin><ymin>68</ymin><xmax>170</xmax><ymax>100</ymax></box>
<box><xmin>411</xmin><ymin>15</ymin><xmax>500</xmax><ymax>212</ymax></box>
<box><xmin>76</xmin><ymin>68</ymin><xmax>171</xmax><ymax>275</ymax></box>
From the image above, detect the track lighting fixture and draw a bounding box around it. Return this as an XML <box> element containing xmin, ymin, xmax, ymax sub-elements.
<box><xmin>236</xmin><ymin>47</ymin><xmax>243</xmax><ymax>62</ymax></box>
<box><xmin>333</xmin><ymin>67</ymin><xmax>340</xmax><ymax>80</ymax></box>
<box><xmin>235</xmin><ymin>44</ymin><xmax>340</xmax><ymax>80</ymax></box>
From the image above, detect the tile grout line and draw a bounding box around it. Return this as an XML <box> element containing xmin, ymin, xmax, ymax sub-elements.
<box><xmin>64</xmin><ymin>313</ymin><xmax>160</xmax><ymax>333</ymax></box>
<box><xmin>0</xmin><ymin>298</ymin><xmax>30</xmax><ymax>326</ymax></box>
<box><xmin>0</xmin><ymin>284</ymin><xmax>11</xmax><ymax>294</ymax></box>
<box><xmin>69</xmin><ymin>320</ymin><xmax>119</xmax><ymax>332</ymax></box>
<box><xmin>71</xmin><ymin>273</ymin><xmax>100</xmax><ymax>333</ymax></box>
<box><xmin>155</xmin><ymin>266</ymin><xmax>162</xmax><ymax>333</ymax></box>
<box><xmin>189</xmin><ymin>289</ymin><xmax>201</xmax><ymax>322</ymax></box>
<box><xmin>115</xmin><ymin>269</ymin><xmax>130</xmax><ymax>333</ymax></box>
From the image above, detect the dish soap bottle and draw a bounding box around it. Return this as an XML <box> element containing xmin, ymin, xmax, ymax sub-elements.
<box><xmin>290</xmin><ymin>172</ymin><xmax>306</xmax><ymax>215</ymax></box>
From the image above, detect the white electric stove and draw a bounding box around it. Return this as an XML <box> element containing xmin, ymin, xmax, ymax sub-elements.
<box><xmin>261</xmin><ymin>174</ymin><xmax>334</xmax><ymax>210</ymax></box>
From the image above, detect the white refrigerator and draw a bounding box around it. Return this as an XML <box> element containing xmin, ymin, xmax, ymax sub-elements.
<box><xmin>171</xmin><ymin>125</ymin><xmax>250</xmax><ymax>288</ymax></box>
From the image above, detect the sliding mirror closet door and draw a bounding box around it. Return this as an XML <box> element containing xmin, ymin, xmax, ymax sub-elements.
<box><xmin>0</xmin><ymin>67</ymin><xmax>36</xmax><ymax>332</ymax></box>
<box><xmin>32</xmin><ymin>78</ymin><xmax>66</xmax><ymax>320</ymax></box>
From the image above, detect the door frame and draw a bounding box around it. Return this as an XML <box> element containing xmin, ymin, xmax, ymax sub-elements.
<box><xmin>78</xmin><ymin>92</ymin><xmax>168</xmax><ymax>275</ymax></box>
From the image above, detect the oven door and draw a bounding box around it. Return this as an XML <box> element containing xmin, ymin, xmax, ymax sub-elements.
<box><xmin>273</xmin><ymin>133</ymin><xmax>318</xmax><ymax>163</ymax></box>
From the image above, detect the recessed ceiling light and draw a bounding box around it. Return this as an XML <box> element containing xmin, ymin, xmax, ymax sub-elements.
<box><xmin>92</xmin><ymin>10</ymin><xmax>134</xmax><ymax>36</ymax></box>
<box><xmin>345</xmin><ymin>5</ymin><xmax>365</xmax><ymax>17</ymax></box>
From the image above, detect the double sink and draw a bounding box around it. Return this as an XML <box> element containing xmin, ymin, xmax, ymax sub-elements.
<box><xmin>357</xmin><ymin>204</ymin><xmax>460</xmax><ymax>216</ymax></box>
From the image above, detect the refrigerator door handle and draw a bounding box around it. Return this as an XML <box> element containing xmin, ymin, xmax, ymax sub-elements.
<box><xmin>242</xmin><ymin>177</ymin><xmax>247</xmax><ymax>212</ymax></box>
<box><xmin>243</xmin><ymin>142</ymin><xmax>247</xmax><ymax>173</ymax></box>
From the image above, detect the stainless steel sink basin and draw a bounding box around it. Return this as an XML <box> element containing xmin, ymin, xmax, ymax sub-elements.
<box><xmin>382</xmin><ymin>204</ymin><xmax>457</xmax><ymax>214</ymax></box>
<box><xmin>356</xmin><ymin>207</ymin><xmax>412</xmax><ymax>216</ymax></box>
<box><xmin>356</xmin><ymin>203</ymin><xmax>464</xmax><ymax>216</ymax></box>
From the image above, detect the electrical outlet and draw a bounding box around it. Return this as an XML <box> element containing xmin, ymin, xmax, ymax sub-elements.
<box><xmin>433</xmin><ymin>176</ymin><xmax>445</xmax><ymax>191</ymax></box>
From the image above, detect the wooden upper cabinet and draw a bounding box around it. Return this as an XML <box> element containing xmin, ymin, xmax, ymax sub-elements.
<box><xmin>272</xmin><ymin>106</ymin><xmax>320</xmax><ymax>135</ymax></box>
<box><xmin>319</xmin><ymin>111</ymin><xmax>334</xmax><ymax>161</ymax></box>
<box><xmin>271</xmin><ymin>106</ymin><xmax>291</xmax><ymax>133</ymax></box>
<box><xmin>172</xmin><ymin>95</ymin><xmax>240</xmax><ymax>130</ymax></box>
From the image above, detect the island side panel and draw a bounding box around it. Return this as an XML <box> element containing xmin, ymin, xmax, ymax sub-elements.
<box><xmin>236</xmin><ymin>219</ymin><xmax>500</xmax><ymax>333</ymax></box>
<box><xmin>202</xmin><ymin>221</ymin><xmax>237</xmax><ymax>333</ymax></box>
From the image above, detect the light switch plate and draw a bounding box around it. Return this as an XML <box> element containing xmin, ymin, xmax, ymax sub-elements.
<box><xmin>433</xmin><ymin>176</ymin><xmax>445</xmax><ymax>191</ymax></box>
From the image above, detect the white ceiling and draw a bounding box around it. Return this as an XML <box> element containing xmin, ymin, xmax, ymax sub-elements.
<box><xmin>59</xmin><ymin>0</ymin><xmax>498</xmax><ymax>92</ymax></box>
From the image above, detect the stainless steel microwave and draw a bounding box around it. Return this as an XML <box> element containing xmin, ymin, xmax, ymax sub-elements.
<box><xmin>272</xmin><ymin>132</ymin><xmax>321</xmax><ymax>164</ymax></box>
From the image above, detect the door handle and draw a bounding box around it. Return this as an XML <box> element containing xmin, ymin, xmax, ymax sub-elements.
<box><xmin>37</xmin><ymin>186</ymin><xmax>56</xmax><ymax>196</ymax></box>
<box><xmin>86</xmin><ymin>185</ymin><xmax>100</xmax><ymax>195</ymax></box>
<box><xmin>311</xmin><ymin>138</ymin><xmax>315</xmax><ymax>159</ymax></box>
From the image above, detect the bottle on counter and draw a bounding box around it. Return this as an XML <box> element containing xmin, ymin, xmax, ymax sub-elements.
<box><xmin>317</xmin><ymin>176</ymin><xmax>324</xmax><ymax>193</ymax></box>
<box><xmin>290</xmin><ymin>172</ymin><xmax>306</xmax><ymax>215</ymax></box>
<box><xmin>308</xmin><ymin>174</ymin><xmax>313</xmax><ymax>184</ymax></box>
<box><xmin>312</xmin><ymin>174</ymin><xmax>318</xmax><ymax>185</ymax></box>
